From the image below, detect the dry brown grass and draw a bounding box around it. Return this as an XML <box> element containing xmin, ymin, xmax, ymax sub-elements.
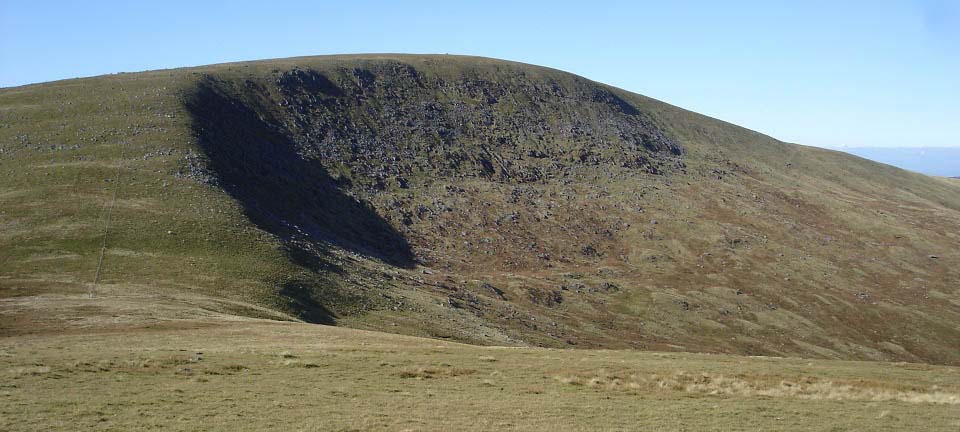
<box><xmin>398</xmin><ymin>365</ymin><xmax>477</xmax><ymax>379</ymax></box>
<box><xmin>554</xmin><ymin>370</ymin><xmax>959</xmax><ymax>404</ymax></box>
<box><xmin>1</xmin><ymin>318</ymin><xmax>958</xmax><ymax>431</ymax></box>
<box><xmin>7</xmin><ymin>365</ymin><xmax>51</xmax><ymax>377</ymax></box>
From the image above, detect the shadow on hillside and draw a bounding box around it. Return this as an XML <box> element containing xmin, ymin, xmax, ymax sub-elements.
<box><xmin>184</xmin><ymin>78</ymin><xmax>416</xmax><ymax>321</ymax></box>
<box><xmin>279</xmin><ymin>280</ymin><xmax>337</xmax><ymax>325</ymax></box>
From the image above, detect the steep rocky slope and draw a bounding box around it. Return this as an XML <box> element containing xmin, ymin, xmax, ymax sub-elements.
<box><xmin>2</xmin><ymin>55</ymin><xmax>958</xmax><ymax>364</ymax></box>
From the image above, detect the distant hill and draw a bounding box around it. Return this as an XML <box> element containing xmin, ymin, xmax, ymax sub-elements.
<box><xmin>839</xmin><ymin>147</ymin><xmax>960</xmax><ymax>177</ymax></box>
<box><xmin>2</xmin><ymin>55</ymin><xmax>959</xmax><ymax>364</ymax></box>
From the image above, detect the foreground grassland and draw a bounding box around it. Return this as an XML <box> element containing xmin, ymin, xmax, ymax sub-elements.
<box><xmin>1</xmin><ymin>307</ymin><xmax>958</xmax><ymax>431</ymax></box>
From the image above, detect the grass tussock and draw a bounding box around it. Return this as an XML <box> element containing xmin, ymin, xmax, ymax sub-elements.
<box><xmin>281</xmin><ymin>359</ymin><xmax>320</xmax><ymax>368</ymax></box>
<box><xmin>8</xmin><ymin>366</ymin><xmax>51</xmax><ymax>377</ymax></box>
<box><xmin>554</xmin><ymin>370</ymin><xmax>960</xmax><ymax>404</ymax></box>
<box><xmin>398</xmin><ymin>366</ymin><xmax>476</xmax><ymax>379</ymax></box>
<box><xmin>221</xmin><ymin>364</ymin><xmax>248</xmax><ymax>372</ymax></box>
<box><xmin>68</xmin><ymin>357</ymin><xmax>193</xmax><ymax>373</ymax></box>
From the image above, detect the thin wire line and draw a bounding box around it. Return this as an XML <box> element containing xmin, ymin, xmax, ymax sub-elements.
<box><xmin>91</xmin><ymin>142</ymin><xmax>124</xmax><ymax>298</ymax></box>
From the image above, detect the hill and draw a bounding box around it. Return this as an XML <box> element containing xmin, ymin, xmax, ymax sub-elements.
<box><xmin>1</xmin><ymin>54</ymin><xmax>959</xmax><ymax>364</ymax></box>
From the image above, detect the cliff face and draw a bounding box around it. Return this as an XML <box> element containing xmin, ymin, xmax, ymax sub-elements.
<box><xmin>185</xmin><ymin>59</ymin><xmax>686</xmax><ymax>273</ymax></box>
<box><xmin>2</xmin><ymin>55</ymin><xmax>959</xmax><ymax>364</ymax></box>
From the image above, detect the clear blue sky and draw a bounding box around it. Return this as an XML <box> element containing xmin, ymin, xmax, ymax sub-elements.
<box><xmin>1</xmin><ymin>1</ymin><xmax>957</xmax><ymax>149</ymax></box>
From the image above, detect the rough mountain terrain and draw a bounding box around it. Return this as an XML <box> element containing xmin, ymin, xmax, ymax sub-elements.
<box><xmin>2</xmin><ymin>55</ymin><xmax>959</xmax><ymax>364</ymax></box>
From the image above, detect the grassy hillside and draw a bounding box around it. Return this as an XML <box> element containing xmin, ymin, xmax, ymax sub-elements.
<box><xmin>2</xmin><ymin>55</ymin><xmax>959</xmax><ymax>364</ymax></box>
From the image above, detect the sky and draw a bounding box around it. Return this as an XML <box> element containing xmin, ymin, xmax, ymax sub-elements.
<box><xmin>842</xmin><ymin>147</ymin><xmax>960</xmax><ymax>176</ymax></box>
<box><xmin>1</xmin><ymin>0</ymin><xmax>958</xmax><ymax>149</ymax></box>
